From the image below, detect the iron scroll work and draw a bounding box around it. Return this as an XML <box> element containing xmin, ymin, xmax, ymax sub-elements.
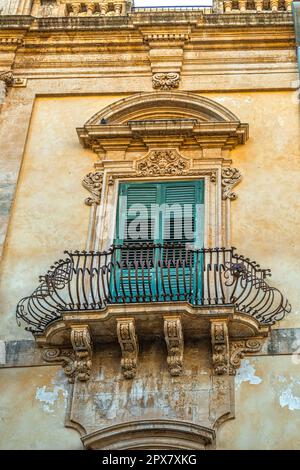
<box><xmin>16</xmin><ymin>244</ymin><xmax>291</xmax><ymax>335</ymax></box>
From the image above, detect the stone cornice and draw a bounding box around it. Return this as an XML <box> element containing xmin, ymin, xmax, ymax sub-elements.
<box><xmin>77</xmin><ymin>121</ymin><xmax>249</xmax><ymax>152</ymax></box>
<box><xmin>0</xmin><ymin>13</ymin><xmax>295</xmax><ymax>52</ymax></box>
<box><xmin>0</xmin><ymin>12</ymin><xmax>296</xmax><ymax>86</ymax></box>
<box><xmin>0</xmin><ymin>12</ymin><xmax>294</xmax><ymax>31</ymax></box>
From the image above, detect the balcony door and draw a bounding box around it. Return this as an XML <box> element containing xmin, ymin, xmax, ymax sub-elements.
<box><xmin>111</xmin><ymin>180</ymin><xmax>204</xmax><ymax>303</ymax></box>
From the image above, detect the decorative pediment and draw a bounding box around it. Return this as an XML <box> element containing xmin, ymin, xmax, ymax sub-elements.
<box><xmin>77</xmin><ymin>92</ymin><xmax>249</xmax><ymax>154</ymax></box>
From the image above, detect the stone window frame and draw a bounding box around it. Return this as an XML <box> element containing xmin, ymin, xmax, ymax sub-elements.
<box><xmin>77</xmin><ymin>92</ymin><xmax>248</xmax><ymax>252</ymax></box>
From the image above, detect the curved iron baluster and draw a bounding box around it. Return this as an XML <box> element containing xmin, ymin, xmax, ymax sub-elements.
<box><xmin>16</xmin><ymin>244</ymin><xmax>291</xmax><ymax>333</ymax></box>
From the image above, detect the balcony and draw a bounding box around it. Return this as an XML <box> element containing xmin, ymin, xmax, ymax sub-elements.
<box><xmin>16</xmin><ymin>244</ymin><xmax>290</xmax><ymax>336</ymax></box>
<box><xmin>221</xmin><ymin>0</ymin><xmax>292</xmax><ymax>13</ymax></box>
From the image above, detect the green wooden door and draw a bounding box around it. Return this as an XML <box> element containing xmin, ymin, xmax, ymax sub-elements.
<box><xmin>111</xmin><ymin>180</ymin><xmax>204</xmax><ymax>303</ymax></box>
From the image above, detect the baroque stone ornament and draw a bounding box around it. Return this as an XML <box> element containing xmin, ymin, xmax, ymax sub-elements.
<box><xmin>229</xmin><ymin>339</ymin><xmax>263</xmax><ymax>375</ymax></box>
<box><xmin>211</xmin><ymin>320</ymin><xmax>229</xmax><ymax>375</ymax></box>
<box><xmin>0</xmin><ymin>71</ymin><xmax>14</xmax><ymax>93</ymax></box>
<box><xmin>164</xmin><ymin>316</ymin><xmax>184</xmax><ymax>376</ymax></box>
<box><xmin>136</xmin><ymin>150</ymin><xmax>189</xmax><ymax>177</ymax></box>
<box><xmin>117</xmin><ymin>318</ymin><xmax>139</xmax><ymax>379</ymax></box>
<box><xmin>82</xmin><ymin>171</ymin><xmax>103</xmax><ymax>206</ymax></box>
<box><xmin>70</xmin><ymin>325</ymin><xmax>93</xmax><ymax>381</ymax></box>
<box><xmin>222</xmin><ymin>167</ymin><xmax>242</xmax><ymax>200</ymax></box>
<box><xmin>152</xmin><ymin>72</ymin><xmax>180</xmax><ymax>91</ymax></box>
<box><xmin>42</xmin><ymin>348</ymin><xmax>76</xmax><ymax>383</ymax></box>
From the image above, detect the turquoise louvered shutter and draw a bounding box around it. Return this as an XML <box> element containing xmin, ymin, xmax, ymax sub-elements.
<box><xmin>160</xmin><ymin>181</ymin><xmax>204</xmax><ymax>301</ymax></box>
<box><xmin>112</xmin><ymin>180</ymin><xmax>204</xmax><ymax>303</ymax></box>
<box><xmin>116</xmin><ymin>183</ymin><xmax>159</xmax><ymax>245</ymax></box>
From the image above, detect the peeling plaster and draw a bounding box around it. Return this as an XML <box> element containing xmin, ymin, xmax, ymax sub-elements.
<box><xmin>277</xmin><ymin>376</ymin><xmax>300</xmax><ymax>411</ymax></box>
<box><xmin>35</xmin><ymin>370</ymin><xmax>69</xmax><ymax>413</ymax></box>
<box><xmin>235</xmin><ymin>359</ymin><xmax>262</xmax><ymax>389</ymax></box>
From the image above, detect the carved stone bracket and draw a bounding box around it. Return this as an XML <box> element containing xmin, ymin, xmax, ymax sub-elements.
<box><xmin>222</xmin><ymin>167</ymin><xmax>242</xmax><ymax>200</ymax></box>
<box><xmin>70</xmin><ymin>325</ymin><xmax>93</xmax><ymax>381</ymax></box>
<box><xmin>82</xmin><ymin>171</ymin><xmax>103</xmax><ymax>206</ymax></box>
<box><xmin>152</xmin><ymin>72</ymin><xmax>180</xmax><ymax>91</ymax></box>
<box><xmin>42</xmin><ymin>348</ymin><xmax>76</xmax><ymax>383</ymax></box>
<box><xmin>164</xmin><ymin>316</ymin><xmax>184</xmax><ymax>376</ymax></box>
<box><xmin>229</xmin><ymin>338</ymin><xmax>263</xmax><ymax>375</ymax></box>
<box><xmin>117</xmin><ymin>318</ymin><xmax>139</xmax><ymax>379</ymax></box>
<box><xmin>210</xmin><ymin>320</ymin><xmax>230</xmax><ymax>375</ymax></box>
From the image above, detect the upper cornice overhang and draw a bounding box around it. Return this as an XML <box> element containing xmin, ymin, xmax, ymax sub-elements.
<box><xmin>0</xmin><ymin>12</ymin><xmax>294</xmax><ymax>32</ymax></box>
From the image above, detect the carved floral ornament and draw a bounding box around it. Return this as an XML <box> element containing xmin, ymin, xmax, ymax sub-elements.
<box><xmin>82</xmin><ymin>171</ymin><xmax>103</xmax><ymax>205</ymax></box>
<box><xmin>152</xmin><ymin>72</ymin><xmax>180</xmax><ymax>91</ymax></box>
<box><xmin>222</xmin><ymin>167</ymin><xmax>242</xmax><ymax>200</ymax></box>
<box><xmin>82</xmin><ymin>150</ymin><xmax>242</xmax><ymax>205</ymax></box>
<box><xmin>136</xmin><ymin>149</ymin><xmax>189</xmax><ymax>177</ymax></box>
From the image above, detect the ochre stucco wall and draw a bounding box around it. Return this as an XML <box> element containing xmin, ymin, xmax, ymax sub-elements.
<box><xmin>0</xmin><ymin>95</ymin><xmax>129</xmax><ymax>339</ymax></box>
<box><xmin>218</xmin><ymin>355</ymin><xmax>300</xmax><ymax>450</ymax></box>
<box><xmin>0</xmin><ymin>91</ymin><xmax>298</xmax><ymax>339</ymax></box>
<box><xmin>0</xmin><ymin>92</ymin><xmax>299</xmax><ymax>449</ymax></box>
<box><xmin>211</xmin><ymin>92</ymin><xmax>300</xmax><ymax>330</ymax></box>
<box><xmin>0</xmin><ymin>366</ymin><xmax>81</xmax><ymax>449</ymax></box>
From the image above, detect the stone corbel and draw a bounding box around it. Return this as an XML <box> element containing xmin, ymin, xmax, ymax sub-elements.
<box><xmin>70</xmin><ymin>325</ymin><xmax>93</xmax><ymax>381</ymax></box>
<box><xmin>210</xmin><ymin>320</ymin><xmax>230</xmax><ymax>375</ymax></box>
<box><xmin>164</xmin><ymin>316</ymin><xmax>184</xmax><ymax>376</ymax></box>
<box><xmin>117</xmin><ymin>318</ymin><xmax>139</xmax><ymax>379</ymax></box>
<box><xmin>42</xmin><ymin>347</ymin><xmax>77</xmax><ymax>383</ymax></box>
<box><xmin>229</xmin><ymin>339</ymin><xmax>263</xmax><ymax>375</ymax></box>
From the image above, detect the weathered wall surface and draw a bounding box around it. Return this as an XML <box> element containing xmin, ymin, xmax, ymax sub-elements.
<box><xmin>0</xmin><ymin>94</ymin><xmax>129</xmax><ymax>340</ymax></box>
<box><xmin>71</xmin><ymin>339</ymin><xmax>215</xmax><ymax>435</ymax></box>
<box><xmin>0</xmin><ymin>91</ymin><xmax>299</xmax><ymax>340</ymax></box>
<box><xmin>210</xmin><ymin>91</ymin><xmax>300</xmax><ymax>330</ymax></box>
<box><xmin>0</xmin><ymin>91</ymin><xmax>299</xmax><ymax>449</ymax></box>
<box><xmin>218</xmin><ymin>355</ymin><xmax>300</xmax><ymax>450</ymax></box>
<box><xmin>1</xmin><ymin>356</ymin><xmax>300</xmax><ymax>449</ymax></box>
<box><xmin>0</xmin><ymin>365</ymin><xmax>81</xmax><ymax>449</ymax></box>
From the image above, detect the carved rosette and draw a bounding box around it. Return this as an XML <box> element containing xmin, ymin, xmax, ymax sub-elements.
<box><xmin>229</xmin><ymin>339</ymin><xmax>263</xmax><ymax>375</ymax></box>
<box><xmin>82</xmin><ymin>171</ymin><xmax>103</xmax><ymax>206</ymax></box>
<box><xmin>70</xmin><ymin>325</ymin><xmax>93</xmax><ymax>381</ymax></box>
<box><xmin>211</xmin><ymin>320</ymin><xmax>229</xmax><ymax>375</ymax></box>
<box><xmin>152</xmin><ymin>73</ymin><xmax>180</xmax><ymax>91</ymax></box>
<box><xmin>222</xmin><ymin>167</ymin><xmax>242</xmax><ymax>200</ymax></box>
<box><xmin>164</xmin><ymin>316</ymin><xmax>184</xmax><ymax>376</ymax></box>
<box><xmin>42</xmin><ymin>348</ymin><xmax>76</xmax><ymax>383</ymax></box>
<box><xmin>117</xmin><ymin>318</ymin><xmax>139</xmax><ymax>379</ymax></box>
<box><xmin>136</xmin><ymin>150</ymin><xmax>189</xmax><ymax>177</ymax></box>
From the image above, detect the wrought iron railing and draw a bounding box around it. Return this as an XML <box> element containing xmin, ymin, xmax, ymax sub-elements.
<box><xmin>16</xmin><ymin>244</ymin><xmax>290</xmax><ymax>334</ymax></box>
